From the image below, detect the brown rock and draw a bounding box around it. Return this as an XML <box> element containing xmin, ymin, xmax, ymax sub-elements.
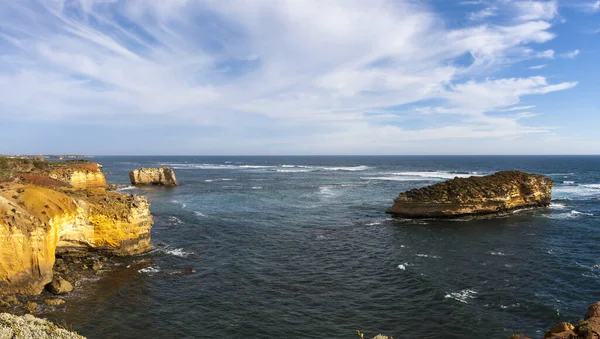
<box><xmin>2</xmin><ymin>296</ymin><xmax>18</xmax><ymax>305</ymax></box>
<box><xmin>44</xmin><ymin>298</ymin><xmax>65</xmax><ymax>306</ymax></box>
<box><xmin>0</xmin><ymin>180</ymin><xmax>153</xmax><ymax>295</ymax></box>
<box><xmin>46</xmin><ymin>277</ymin><xmax>73</xmax><ymax>295</ymax></box>
<box><xmin>129</xmin><ymin>167</ymin><xmax>178</xmax><ymax>186</ymax></box>
<box><xmin>25</xmin><ymin>301</ymin><xmax>38</xmax><ymax>313</ymax></box>
<box><xmin>92</xmin><ymin>261</ymin><xmax>103</xmax><ymax>272</ymax></box>
<box><xmin>585</xmin><ymin>302</ymin><xmax>600</xmax><ymax>320</ymax></box>
<box><xmin>386</xmin><ymin>171</ymin><xmax>553</xmax><ymax>219</ymax></box>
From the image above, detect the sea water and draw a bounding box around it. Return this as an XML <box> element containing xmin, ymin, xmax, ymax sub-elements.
<box><xmin>46</xmin><ymin>156</ymin><xmax>600</xmax><ymax>338</ymax></box>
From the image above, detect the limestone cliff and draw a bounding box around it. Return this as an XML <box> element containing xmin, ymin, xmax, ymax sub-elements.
<box><xmin>1</xmin><ymin>158</ymin><xmax>106</xmax><ymax>188</ymax></box>
<box><xmin>129</xmin><ymin>167</ymin><xmax>178</xmax><ymax>186</ymax></box>
<box><xmin>386</xmin><ymin>171</ymin><xmax>553</xmax><ymax>219</ymax></box>
<box><xmin>46</xmin><ymin>162</ymin><xmax>106</xmax><ymax>188</ymax></box>
<box><xmin>0</xmin><ymin>157</ymin><xmax>152</xmax><ymax>296</ymax></box>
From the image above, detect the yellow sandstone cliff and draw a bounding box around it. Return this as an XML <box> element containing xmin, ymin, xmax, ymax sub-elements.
<box><xmin>0</xmin><ymin>159</ymin><xmax>152</xmax><ymax>295</ymax></box>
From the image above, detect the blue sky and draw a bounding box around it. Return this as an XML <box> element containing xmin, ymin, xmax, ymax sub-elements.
<box><xmin>0</xmin><ymin>0</ymin><xmax>598</xmax><ymax>155</ymax></box>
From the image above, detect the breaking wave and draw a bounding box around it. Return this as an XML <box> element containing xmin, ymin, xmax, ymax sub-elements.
<box><xmin>445</xmin><ymin>289</ymin><xmax>478</xmax><ymax>304</ymax></box>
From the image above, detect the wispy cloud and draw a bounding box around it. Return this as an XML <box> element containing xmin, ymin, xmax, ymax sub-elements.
<box><xmin>561</xmin><ymin>49</ymin><xmax>581</xmax><ymax>58</ymax></box>
<box><xmin>501</xmin><ymin>105</ymin><xmax>537</xmax><ymax>111</ymax></box>
<box><xmin>468</xmin><ymin>7</ymin><xmax>498</xmax><ymax>21</ymax></box>
<box><xmin>513</xmin><ymin>0</ymin><xmax>559</xmax><ymax>21</ymax></box>
<box><xmin>0</xmin><ymin>0</ymin><xmax>579</xmax><ymax>153</ymax></box>
<box><xmin>529</xmin><ymin>64</ymin><xmax>548</xmax><ymax>69</ymax></box>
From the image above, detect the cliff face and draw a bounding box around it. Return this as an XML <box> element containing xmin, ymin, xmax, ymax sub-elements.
<box><xmin>0</xmin><ymin>158</ymin><xmax>152</xmax><ymax>296</ymax></box>
<box><xmin>386</xmin><ymin>171</ymin><xmax>553</xmax><ymax>219</ymax></box>
<box><xmin>129</xmin><ymin>167</ymin><xmax>178</xmax><ymax>186</ymax></box>
<box><xmin>46</xmin><ymin>162</ymin><xmax>107</xmax><ymax>188</ymax></box>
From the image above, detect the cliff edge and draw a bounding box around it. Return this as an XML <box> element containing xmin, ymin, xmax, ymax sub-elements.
<box><xmin>386</xmin><ymin>170</ymin><xmax>553</xmax><ymax>219</ymax></box>
<box><xmin>0</xmin><ymin>157</ymin><xmax>152</xmax><ymax>295</ymax></box>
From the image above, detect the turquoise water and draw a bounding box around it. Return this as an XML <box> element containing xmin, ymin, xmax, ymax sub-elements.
<box><xmin>51</xmin><ymin>156</ymin><xmax>600</xmax><ymax>338</ymax></box>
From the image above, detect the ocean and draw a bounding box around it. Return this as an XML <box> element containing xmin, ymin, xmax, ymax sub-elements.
<box><xmin>46</xmin><ymin>156</ymin><xmax>600</xmax><ymax>338</ymax></box>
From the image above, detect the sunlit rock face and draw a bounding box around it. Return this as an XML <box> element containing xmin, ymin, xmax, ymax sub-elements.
<box><xmin>386</xmin><ymin>171</ymin><xmax>553</xmax><ymax>219</ymax></box>
<box><xmin>46</xmin><ymin>162</ymin><xmax>107</xmax><ymax>188</ymax></box>
<box><xmin>129</xmin><ymin>167</ymin><xmax>178</xmax><ymax>186</ymax></box>
<box><xmin>0</xmin><ymin>160</ymin><xmax>152</xmax><ymax>296</ymax></box>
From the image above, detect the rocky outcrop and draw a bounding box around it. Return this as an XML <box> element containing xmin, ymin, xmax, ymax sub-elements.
<box><xmin>386</xmin><ymin>171</ymin><xmax>553</xmax><ymax>219</ymax></box>
<box><xmin>129</xmin><ymin>167</ymin><xmax>178</xmax><ymax>186</ymax></box>
<box><xmin>46</xmin><ymin>162</ymin><xmax>106</xmax><ymax>188</ymax></box>
<box><xmin>0</xmin><ymin>158</ymin><xmax>153</xmax><ymax>296</ymax></box>
<box><xmin>511</xmin><ymin>301</ymin><xmax>600</xmax><ymax>339</ymax></box>
<box><xmin>1</xmin><ymin>158</ymin><xmax>106</xmax><ymax>188</ymax></box>
<box><xmin>0</xmin><ymin>312</ymin><xmax>85</xmax><ymax>338</ymax></box>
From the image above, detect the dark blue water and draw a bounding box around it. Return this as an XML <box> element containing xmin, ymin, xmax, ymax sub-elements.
<box><xmin>56</xmin><ymin>156</ymin><xmax>600</xmax><ymax>338</ymax></box>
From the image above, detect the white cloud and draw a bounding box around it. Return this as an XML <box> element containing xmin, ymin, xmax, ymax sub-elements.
<box><xmin>561</xmin><ymin>49</ymin><xmax>581</xmax><ymax>58</ymax></box>
<box><xmin>468</xmin><ymin>7</ymin><xmax>498</xmax><ymax>21</ymax></box>
<box><xmin>501</xmin><ymin>105</ymin><xmax>536</xmax><ymax>111</ymax></box>
<box><xmin>514</xmin><ymin>0</ymin><xmax>559</xmax><ymax>21</ymax></box>
<box><xmin>529</xmin><ymin>64</ymin><xmax>548</xmax><ymax>69</ymax></box>
<box><xmin>0</xmin><ymin>0</ymin><xmax>579</xmax><ymax>153</ymax></box>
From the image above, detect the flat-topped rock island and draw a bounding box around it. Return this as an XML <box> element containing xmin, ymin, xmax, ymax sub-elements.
<box><xmin>386</xmin><ymin>170</ymin><xmax>554</xmax><ymax>219</ymax></box>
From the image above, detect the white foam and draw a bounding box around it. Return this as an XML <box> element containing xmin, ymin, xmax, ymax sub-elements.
<box><xmin>205</xmin><ymin>178</ymin><xmax>234</xmax><ymax>182</ymax></box>
<box><xmin>366</xmin><ymin>221</ymin><xmax>382</xmax><ymax>226</ymax></box>
<box><xmin>361</xmin><ymin>176</ymin><xmax>429</xmax><ymax>182</ymax></box>
<box><xmin>391</xmin><ymin>171</ymin><xmax>481</xmax><ymax>180</ymax></box>
<box><xmin>489</xmin><ymin>251</ymin><xmax>506</xmax><ymax>256</ymax></box>
<box><xmin>550</xmin><ymin>203</ymin><xmax>567</xmax><ymax>210</ymax></box>
<box><xmin>276</xmin><ymin>169</ymin><xmax>312</xmax><ymax>173</ymax></box>
<box><xmin>398</xmin><ymin>263</ymin><xmax>408</xmax><ymax>270</ymax></box>
<box><xmin>116</xmin><ymin>185</ymin><xmax>136</xmax><ymax>191</ymax></box>
<box><xmin>319</xmin><ymin>186</ymin><xmax>336</xmax><ymax>196</ymax></box>
<box><xmin>138</xmin><ymin>266</ymin><xmax>160</xmax><ymax>274</ymax></box>
<box><xmin>251</xmin><ymin>186</ymin><xmax>263</xmax><ymax>190</ymax></box>
<box><xmin>544</xmin><ymin>210</ymin><xmax>594</xmax><ymax>220</ymax></box>
<box><xmin>165</xmin><ymin>248</ymin><xmax>194</xmax><ymax>258</ymax></box>
<box><xmin>194</xmin><ymin>211</ymin><xmax>207</xmax><ymax>217</ymax></box>
<box><xmin>238</xmin><ymin>165</ymin><xmax>275</xmax><ymax>169</ymax></box>
<box><xmin>166</xmin><ymin>216</ymin><xmax>183</xmax><ymax>225</ymax></box>
<box><xmin>562</xmin><ymin>181</ymin><xmax>575</xmax><ymax>185</ymax></box>
<box><xmin>415</xmin><ymin>254</ymin><xmax>441</xmax><ymax>259</ymax></box>
<box><xmin>320</xmin><ymin>165</ymin><xmax>370</xmax><ymax>171</ymax></box>
<box><xmin>553</xmin><ymin>184</ymin><xmax>600</xmax><ymax>198</ymax></box>
<box><xmin>445</xmin><ymin>289</ymin><xmax>477</xmax><ymax>304</ymax></box>
<box><xmin>571</xmin><ymin>210</ymin><xmax>593</xmax><ymax>216</ymax></box>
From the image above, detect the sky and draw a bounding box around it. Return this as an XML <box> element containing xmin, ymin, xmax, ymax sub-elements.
<box><xmin>0</xmin><ymin>0</ymin><xmax>599</xmax><ymax>155</ymax></box>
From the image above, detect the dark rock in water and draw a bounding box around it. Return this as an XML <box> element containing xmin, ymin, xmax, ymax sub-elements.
<box><xmin>46</xmin><ymin>277</ymin><xmax>73</xmax><ymax>295</ymax></box>
<box><xmin>129</xmin><ymin>167</ymin><xmax>178</xmax><ymax>186</ymax></box>
<box><xmin>386</xmin><ymin>170</ymin><xmax>553</xmax><ymax>219</ymax></box>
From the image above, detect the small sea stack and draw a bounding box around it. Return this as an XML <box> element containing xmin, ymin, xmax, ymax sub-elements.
<box><xmin>386</xmin><ymin>170</ymin><xmax>553</xmax><ymax>219</ymax></box>
<box><xmin>129</xmin><ymin>167</ymin><xmax>178</xmax><ymax>186</ymax></box>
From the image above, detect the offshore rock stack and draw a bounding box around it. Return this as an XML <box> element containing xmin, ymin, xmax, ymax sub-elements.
<box><xmin>386</xmin><ymin>170</ymin><xmax>553</xmax><ymax>219</ymax></box>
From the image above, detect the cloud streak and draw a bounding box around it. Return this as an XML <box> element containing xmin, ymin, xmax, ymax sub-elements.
<box><xmin>0</xmin><ymin>0</ymin><xmax>579</xmax><ymax>154</ymax></box>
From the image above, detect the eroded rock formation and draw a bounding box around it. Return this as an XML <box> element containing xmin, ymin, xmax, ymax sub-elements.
<box><xmin>386</xmin><ymin>170</ymin><xmax>553</xmax><ymax>219</ymax></box>
<box><xmin>0</xmin><ymin>158</ymin><xmax>152</xmax><ymax>296</ymax></box>
<box><xmin>129</xmin><ymin>167</ymin><xmax>178</xmax><ymax>186</ymax></box>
